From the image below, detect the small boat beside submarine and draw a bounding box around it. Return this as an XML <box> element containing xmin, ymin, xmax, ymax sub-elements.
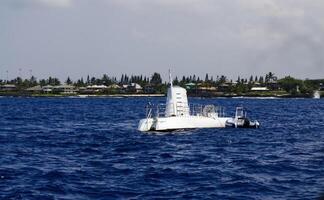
<box><xmin>225</xmin><ymin>107</ymin><xmax>260</xmax><ymax>128</ymax></box>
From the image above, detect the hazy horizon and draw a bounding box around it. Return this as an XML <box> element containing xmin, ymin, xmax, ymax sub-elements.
<box><xmin>1</xmin><ymin>0</ymin><xmax>324</xmax><ymax>81</ymax></box>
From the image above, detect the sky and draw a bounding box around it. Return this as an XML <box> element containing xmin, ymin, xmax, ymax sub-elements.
<box><xmin>1</xmin><ymin>0</ymin><xmax>324</xmax><ymax>81</ymax></box>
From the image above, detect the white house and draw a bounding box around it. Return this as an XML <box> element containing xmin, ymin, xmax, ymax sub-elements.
<box><xmin>53</xmin><ymin>85</ymin><xmax>77</xmax><ymax>94</ymax></box>
<box><xmin>251</xmin><ymin>87</ymin><xmax>269</xmax><ymax>91</ymax></box>
<box><xmin>86</xmin><ymin>85</ymin><xmax>107</xmax><ymax>92</ymax></box>
<box><xmin>26</xmin><ymin>85</ymin><xmax>42</xmax><ymax>93</ymax></box>
<box><xmin>0</xmin><ymin>84</ymin><xmax>16</xmax><ymax>91</ymax></box>
<box><xmin>42</xmin><ymin>85</ymin><xmax>54</xmax><ymax>93</ymax></box>
<box><xmin>130</xmin><ymin>83</ymin><xmax>143</xmax><ymax>93</ymax></box>
<box><xmin>107</xmin><ymin>84</ymin><xmax>121</xmax><ymax>89</ymax></box>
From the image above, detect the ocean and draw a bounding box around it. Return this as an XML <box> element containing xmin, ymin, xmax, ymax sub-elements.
<box><xmin>0</xmin><ymin>97</ymin><xmax>323</xmax><ymax>199</ymax></box>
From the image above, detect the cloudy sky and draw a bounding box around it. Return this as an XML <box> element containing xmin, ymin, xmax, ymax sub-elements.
<box><xmin>1</xmin><ymin>0</ymin><xmax>324</xmax><ymax>81</ymax></box>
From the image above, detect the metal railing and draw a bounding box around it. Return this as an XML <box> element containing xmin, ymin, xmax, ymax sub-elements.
<box><xmin>145</xmin><ymin>103</ymin><xmax>226</xmax><ymax>118</ymax></box>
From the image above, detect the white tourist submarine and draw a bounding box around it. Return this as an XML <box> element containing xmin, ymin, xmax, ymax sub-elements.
<box><xmin>138</xmin><ymin>72</ymin><xmax>260</xmax><ymax>132</ymax></box>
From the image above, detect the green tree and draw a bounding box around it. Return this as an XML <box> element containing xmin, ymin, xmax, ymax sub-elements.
<box><xmin>249</xmin><ymin>75</ymin><xmax>254</xmax><ymax>83</ymax></box>
<box><xmin>66</xmin><ymin>77</ymin><xmax>73</xmax><ymax>85</ymax></box>
<box><xmin>150</xmin><ymin>72</ymin><xmax>162</xmax><ymax>85</ymax></box>
<box><xmin>39</xmin><ymin>79</ymin><xmax>46</xmax><ymax>86</ymax></box>
<box><xmin>259</xmin><ymin>76</ymin><xmax>264</xmax><ymax>84</ymax></box>
<box><xmin>217</xmin><ymin>75</ymin><xmax>227</xmax><ymax>85</ymax></box>
<box><xmin>86</xmin><ymin>75</ymin><xmax>90</xmax><ymax>85</ymax></box>
<box><xmin>205</xmin><ymin>73</ymin><xmax>209</xmax><ymax>82</ymax></box>
<box><xmin>29</xmin><ymin>76</ymin><xmax>38</xmax><ymax>86</ymax></box>
<box><xmin>173</xmin><ymin>76</ymin><xmax>179</xmax><ymax>85</ymax></box>
<box><xmin>102</xmin><ymin>74</ymin><xmax>111</xmax><ymax>85</ymax></box>
<box><xmin>265</xmin><ymin>72</ymin><xmax>277</xmax><ymax>83</ymax></box>
<box><xmin>76</xmin><ymin>78</ymin><xmax>85</xmax><ymax>87</ymax></box>
<box><xmin>278</xmin><ymin>76</ymin><xmax>303</xmax><ymax>93</ymax></box>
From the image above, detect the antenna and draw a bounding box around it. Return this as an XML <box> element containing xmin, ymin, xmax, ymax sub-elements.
<box><xmin>169</xmin><ymin>69</ymin><xmax>173</xmax><ymax>87</ymax></box>
<box><xmin>168</xmin><ymin>69</ymin><xmax>177</xmax><ymax>116</ymax></box>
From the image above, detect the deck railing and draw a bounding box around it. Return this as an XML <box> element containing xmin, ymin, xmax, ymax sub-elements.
<box><xmin>145</xmin><ymin>103</ymin><xmax>226</xmax><ymax>118</ymax></box>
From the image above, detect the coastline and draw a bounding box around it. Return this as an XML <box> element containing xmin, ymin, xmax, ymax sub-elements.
<box><xmin>0</xmin><ymin>93</ymin><xmax>166</xmax><ymax>98</ymax></box>
<box><xmin>0</xmin><ymin>92</ymin><xmax>321</xmax><ymax>98</ymax></box>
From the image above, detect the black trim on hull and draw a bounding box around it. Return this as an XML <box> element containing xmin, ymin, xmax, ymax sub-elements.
<box><xmin>148</xmin><ymin>128</ymin><xmax>196</xmax><ymax>132</ymax></box>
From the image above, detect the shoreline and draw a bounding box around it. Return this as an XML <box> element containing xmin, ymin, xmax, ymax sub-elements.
<box><xmin>0</xmin><ymin>93</ymin><xmax>321</xmax><ymax>99</ymax></box>
<box><xmin>0</xmin><ymin>93</ymin><xmax>166</xmax><ymax>98</ymax></box>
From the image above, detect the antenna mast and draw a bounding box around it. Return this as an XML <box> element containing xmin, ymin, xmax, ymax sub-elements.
<box><xmin>169</xmin><ymin>69</ymin><xmax>173</xmax><ymax>87</ymax></box>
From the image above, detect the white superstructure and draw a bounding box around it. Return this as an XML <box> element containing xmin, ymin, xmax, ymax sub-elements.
<box><xmin>138</xmin><ymin>71</ymin><xmax>231</xmax><ymax>132</ymax></box>
<box><xmin>165</xmin><ymin>86</ymin><xmax>189</xmax><ymax>117</ymax></box>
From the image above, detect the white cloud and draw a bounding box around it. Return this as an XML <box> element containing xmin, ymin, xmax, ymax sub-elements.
<box><xmin>238</xmin><ymin>0</ymin><xmax>306</xmax><ymax>19</ymax></box>
<box><xmin>109</xmin><ymin>0</ymin><xmax>217</xmax><ymax>14</ymax></box>
<box><xmin>35</xmin><ymin>0</ymin><xmax>72</xmax><ymax>8</ymax></box>
<box><xmin>1</xmin><ymin>0</ymin><xmax>324</xmax><ymax>79</ymax></box>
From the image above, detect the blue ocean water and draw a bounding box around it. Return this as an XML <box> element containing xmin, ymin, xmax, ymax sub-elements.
<box><xmin>0</xmin><ymin>97</ymin><xmax>323</xmax><ymax>200</ymax></box>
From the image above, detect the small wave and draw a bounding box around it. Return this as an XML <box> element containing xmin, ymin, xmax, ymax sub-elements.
<box><xmin>0</xmin><ymin>97</ymin><xmax>323</xmax><ymax>199</ymax></box>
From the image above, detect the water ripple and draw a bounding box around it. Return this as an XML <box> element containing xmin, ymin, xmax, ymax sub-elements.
<box><xmin>0</xmin><ymin>97</ymin><xmax>323</xmax><ymax>199</ymax></box>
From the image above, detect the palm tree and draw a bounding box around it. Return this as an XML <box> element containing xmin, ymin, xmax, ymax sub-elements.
<box><xmin>265</xmin><ymin>72</ymin><xmax>277</xmax><ymax>83</ymax></box>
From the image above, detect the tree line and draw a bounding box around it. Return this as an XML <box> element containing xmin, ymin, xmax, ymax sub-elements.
<box><xmin>0</xmin><ymin>72</ymin><xmax>323</xmax><ymax>95</ymax></box>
